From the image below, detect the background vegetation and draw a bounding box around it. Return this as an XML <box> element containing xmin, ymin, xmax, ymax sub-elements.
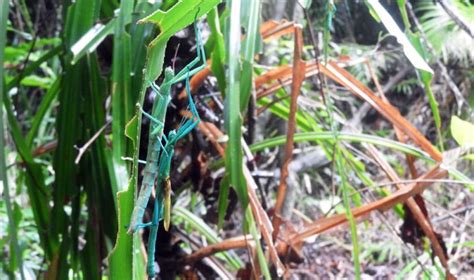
<box><xmin>0</xmin><ymin>0</ymin><xmax>473</xmax><ymax>279</ymax></box>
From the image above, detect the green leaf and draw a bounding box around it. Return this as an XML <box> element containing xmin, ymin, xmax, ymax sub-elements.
<box><xmin>139</xmin><ymin>0</ymin><xmax>222</xmax><ymax>81</ymax></box>
<box><xmin>396</xmin><ymin>0</ymin><xmax>410</xmax><ymax>28</ymax></box>
<box><xmin>108</xmin><ymin>113</ymin><xmax>145</xmax><ymax>280</ymax></box>
<box><xmin>26</xmin><ymin>78</ymin><xmax>60</xmax><ymax>146</ymax></box>
<box><xmin>71</xmin><ymin>19</ymin><xmax>116</xmax><ymax>65</ymax></box>
<box><xmin>4</xmin><ymin>85</ymin><xmax>52</xmax><ymax>260</ymax></box>
<box><xmin>464</xmin><ymin>154</ymin><xmax>474</xmax><ymax>161</ymax></box>
<box><xmin>111</xmin><ymin>0</ymin><xmax>133</xmax><ymax>163</ymax></box>
<box><xmin>207</xmin><ymin>7</ymin><xmax>226</xmax><ymax>94</ymax></box>
<box><xmin>5</xmin><ymin>46</ymin><xmax>61</xmax><ymax>90</ymax></box>
<box><xmin>224</xmin><ymin>0</ymin><xmax>248</xmax><ymax>212</ymax></box>
<box><xmin>451</xmin><ymin>116</ymin><xmax>474</xmax><ymax>147</ymax></box>
<box><xmin>12</xmin><ymin>202</ymin><xmax>23</xmax><ymax>228</ymax></box>
<box><xmin>20</xmin><ymin>75</ymin><xmax>53</xmax><ymax>89</ymax></box>
<box><xmin>447</xmin><ymin>166</ymin><xmax>474</xmax><ymax>192</ymax></box>
<box><xmin>53</xmin><ymin>1</ymin><xmax>117</xmax><ymax>278</ymax></box>
<box><xmin>0</xmin><ymin>3</ymin><xmax>23</xmax><ymax>276</ymax></box>
<box><xmin>408</xmin><ymin>32</ymin><xmax>443</xmax><ymax>150</ymax></box>
<box><xmin>239</xmin><ymin>0</ymin><xmax>261</xmax><ymax>112</ymax></box>
<box><xmin>335</xmin><ymin>146</ymin><xmax>361</xmax><ymax>279</ymax></box>
<box><xmin>246</xmin><ymin>208</ymin><xmax>271</xmax><ymax>280</ymax></box>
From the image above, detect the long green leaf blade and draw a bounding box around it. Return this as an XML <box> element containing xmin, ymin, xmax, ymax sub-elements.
<box><xmin>0</xmin><ymin>2</ymin><xmax>25</xmax><ymax>278</ymax></box>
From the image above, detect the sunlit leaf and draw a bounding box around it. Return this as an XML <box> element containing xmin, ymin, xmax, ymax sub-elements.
<box><xmin>139</xmin><ymin>0</ymin><xmax>221</xmax><ymax>81</ymax></box>
<box><xmin>451</xmin><ymin>116</ymin><xmax>474</xmax><ymax>147</ymax></box>
<box><xmin>71</xmin><ymin>20</ymin><xmax>116</xmax><ymax>64</ymax></box>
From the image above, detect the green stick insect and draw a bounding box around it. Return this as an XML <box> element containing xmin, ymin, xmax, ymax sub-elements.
<box><xmin>127</xmin><ymin>18</ymin><xmax>206</xmax><ymax>277</ymax></box>
<box><xmin>146</xmin><ymin>72</ymin><xmax>201</xmax><ymax>276</ymax></box>
<box><xmin>128</xmin><ymin>20</ymin><xmax>206</xmax><ymax>234</ymax></box>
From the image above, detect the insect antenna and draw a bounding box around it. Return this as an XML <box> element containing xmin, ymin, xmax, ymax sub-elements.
<box><xmin>171</xmin><ymin>43</ymin><xmax>181</xmax><ymax>73</ymax></box>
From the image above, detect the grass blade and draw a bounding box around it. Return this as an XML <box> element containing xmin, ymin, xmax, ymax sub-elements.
<box><xmin>239</xmin><ymin>0</ymin><xmax>261</xmax><ymax>112</ymax></box>
<box><xmin>207</xmin><ymin>7</ymin><xmax>226</xmax><ymax>93</ymax></box>
<box><xmin>224</xmin><ymin>0</ymin><xmax>248</xmax><ymax>212</ymax></box>
<box><xmin>71</xmin><ymin>19</ymin><xmax>116</xmax><ymax>64</ymax></box>
<box><xmin>112</xmin><ymin>0</ymin><xmax>133</xmax><ymax>162</ymax></box>
<box><xmin>3</xmin><ymin>86</ymin><xmax>52</xmax><ymax>260</ymax></box>
<box><xmin>334</xmin><ymin>145</ymin><xmax>361</xmax><ymax>279</ymax></box>
<box><xmin>26</xmin><ymin>78</ymin><xmax>60</xmax><ymax>147</ymax></box>
<box><xmin>250</xmin><ymin>131</ymin><xmax>435</xmax><ymax>162</ymax></box>
<box><xmin>0</xmin><ymin>2</ymin><xmax>24</xmax><ymax>278</ymax></box>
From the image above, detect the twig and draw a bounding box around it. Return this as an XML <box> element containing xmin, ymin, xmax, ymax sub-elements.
<box><xmin>197</xmin><ymin>121</ymin><xmax>286</xmax><ymax>275</ymax></box>
<box><xmin>375</xmin><ymin>178</ymin><xmax>474</xmax><ymax>187</ymax></box>
<box><xmin>323</xmin><ymin>61</ymin><xmax>443</xmax><ymax>162</ymax></box>
<box><xmin>272</xmin><ymin>25</ymin><xmax>305</xmax><ymax>240</ymax></box>
<box><xmin>301</xmin><ymin>3</ymin><xmax>327</xmax><ymax>105</ymax></box>
<box><xmin>366</xmin><ymin>145</ymin><xmax>451</xmax><ymax>272</ymax></box>
<box><xmin>365</xmin><ymin>61</ymin><xmax>419</xmax><ymax>177</ymax></box>
<box><xmin>289</xmin><ymin>164</ymin><xmax>447</xmax><ymax>244</ymax></box>
<box><xmin>176</xmin><ymin>227</ymin><xmax>234</xmax><ymax>279</ymax></box>
<box><xmin>428</xmin><ymin>200</ymin><xmax>474</xmax><ymax>226</ymax></box>
<box><xmin>436</xmin><ymin>0</ymin><xmax>474</xmax><ymax>38</ymax></box>
<box><xmin>406</xmin><ymin>2</ymin><xmax>468</xmax><ymax>114</ymax></box>
<box><xmin>242</xmin><ymin>138</ymin><xmax>268</xmax><ymax>210</ymax></box>
<box><xmin>74</xmin><ymin>120</ymin><xmax>111</xmax><ymax>164</ymax></box>
<box><xmin>185</xmin><ymin>235</ymin><xmax>253</xmax><ymax>263</ymax></box>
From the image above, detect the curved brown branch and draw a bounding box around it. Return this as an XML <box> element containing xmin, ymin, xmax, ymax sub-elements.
<box><xmin>367</xmin><ymin>146</ymin><xmax>450</xmax><ymax>272</ymax></box>
<box><xmin>185</xmin><ymin>235</ymin><xmax>253</xmax><ymax>263</ymax></box>
<box><xmin>289</xmin><ymin>164</ymin><xmax>446</xmax><ymax>245</ymax></box>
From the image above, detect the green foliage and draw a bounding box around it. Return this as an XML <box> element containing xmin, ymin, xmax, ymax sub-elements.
<box><xmin>0</xmin><ymin>1</ymin><xmax>24</xmax><ymax>278</ymax></box>
<box><xmin>393</xmin><ymin>78</ymin><xmax>418</xmax><ymax>95</ymax></box>
<box><xmin>224</xmin><ymin>0</ymin><xmax>248</xmax><ymax>214</ymax></box>
<box><xmin>2</xmin><ymin>0</ymin><xmax>473</xmax><ymax>279</ymax></box>
<box><xmin>451</xmin><ymin>116</ymin><xmax>474</xmax><ymax>147</ymax></box>
<box><xmin>207</xmin><ymin>7</ymin><xmax>227</xmax><ymax>94</ymax></box>
<box><xmin>139</xmin><ymin>0</ymin><xmax>221</xmax><ymax>82</ymax></box>
<box><xmin>417</xmin><ymin>0</ymin><xmax>474</xmax><ymax>65</ymax></box>
<box><xmin>174</xmin><ymin>207</ymin><xmax>243</xmax><ymax>270</ymax></box>
<box><xmin>239</xmin><ymin>0</ymin><xmax>261</xmax><ymax>112</ymax></box>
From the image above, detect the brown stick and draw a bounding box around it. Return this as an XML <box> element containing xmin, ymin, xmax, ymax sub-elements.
<box><xmin>185</xmin><ymin>235</ymin><xmax>253</xmax><ymax>263</ymax></box>
<box><xmin>290</xmin><ymin>164</ymin><xmax>446</xmax><ymax>244</ymax></box>
<box><xmin>196</xmin><ymin>121</ymin><xmax>286</xmax><ymax>274</ymax></box>
<box><xmin>322</xmin><ymin>61</ymin><xmax>443</xmax><ymax>162</ymax></box>
<box><xmin>366</xmin><ymin>146</ymin><xmax>450</xmax><ymax>272</ymax></box>
<box><xmin>365</xmin><ymin>61</ymin><xmax>419</xmax><ymax>178</ymax></box>
<box><xmin>272</xmin><ymin>25</ymin><xmax>306</xmax><ymax>240</ymax></box>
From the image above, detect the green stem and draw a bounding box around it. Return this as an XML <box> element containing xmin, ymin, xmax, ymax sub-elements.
<box><xmin>335</xmin><ymin>146</ymin><xmax>361</xmax><ymax>279</ymax></box>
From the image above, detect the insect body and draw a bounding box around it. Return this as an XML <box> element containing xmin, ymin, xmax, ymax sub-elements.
<box><xmin>128</xmin><ymin>20</ymin><xmax>206</xmax><ymax>235</ymax></box>
<box><xmin>145</xmin><ymin>73</ymin><xmax>201</xmax><ymax>277</ymax></box>
<box><xmin>128</xmin><ymin>18</ymin><xmax>206</xmax><ymax>278</ymax></box>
